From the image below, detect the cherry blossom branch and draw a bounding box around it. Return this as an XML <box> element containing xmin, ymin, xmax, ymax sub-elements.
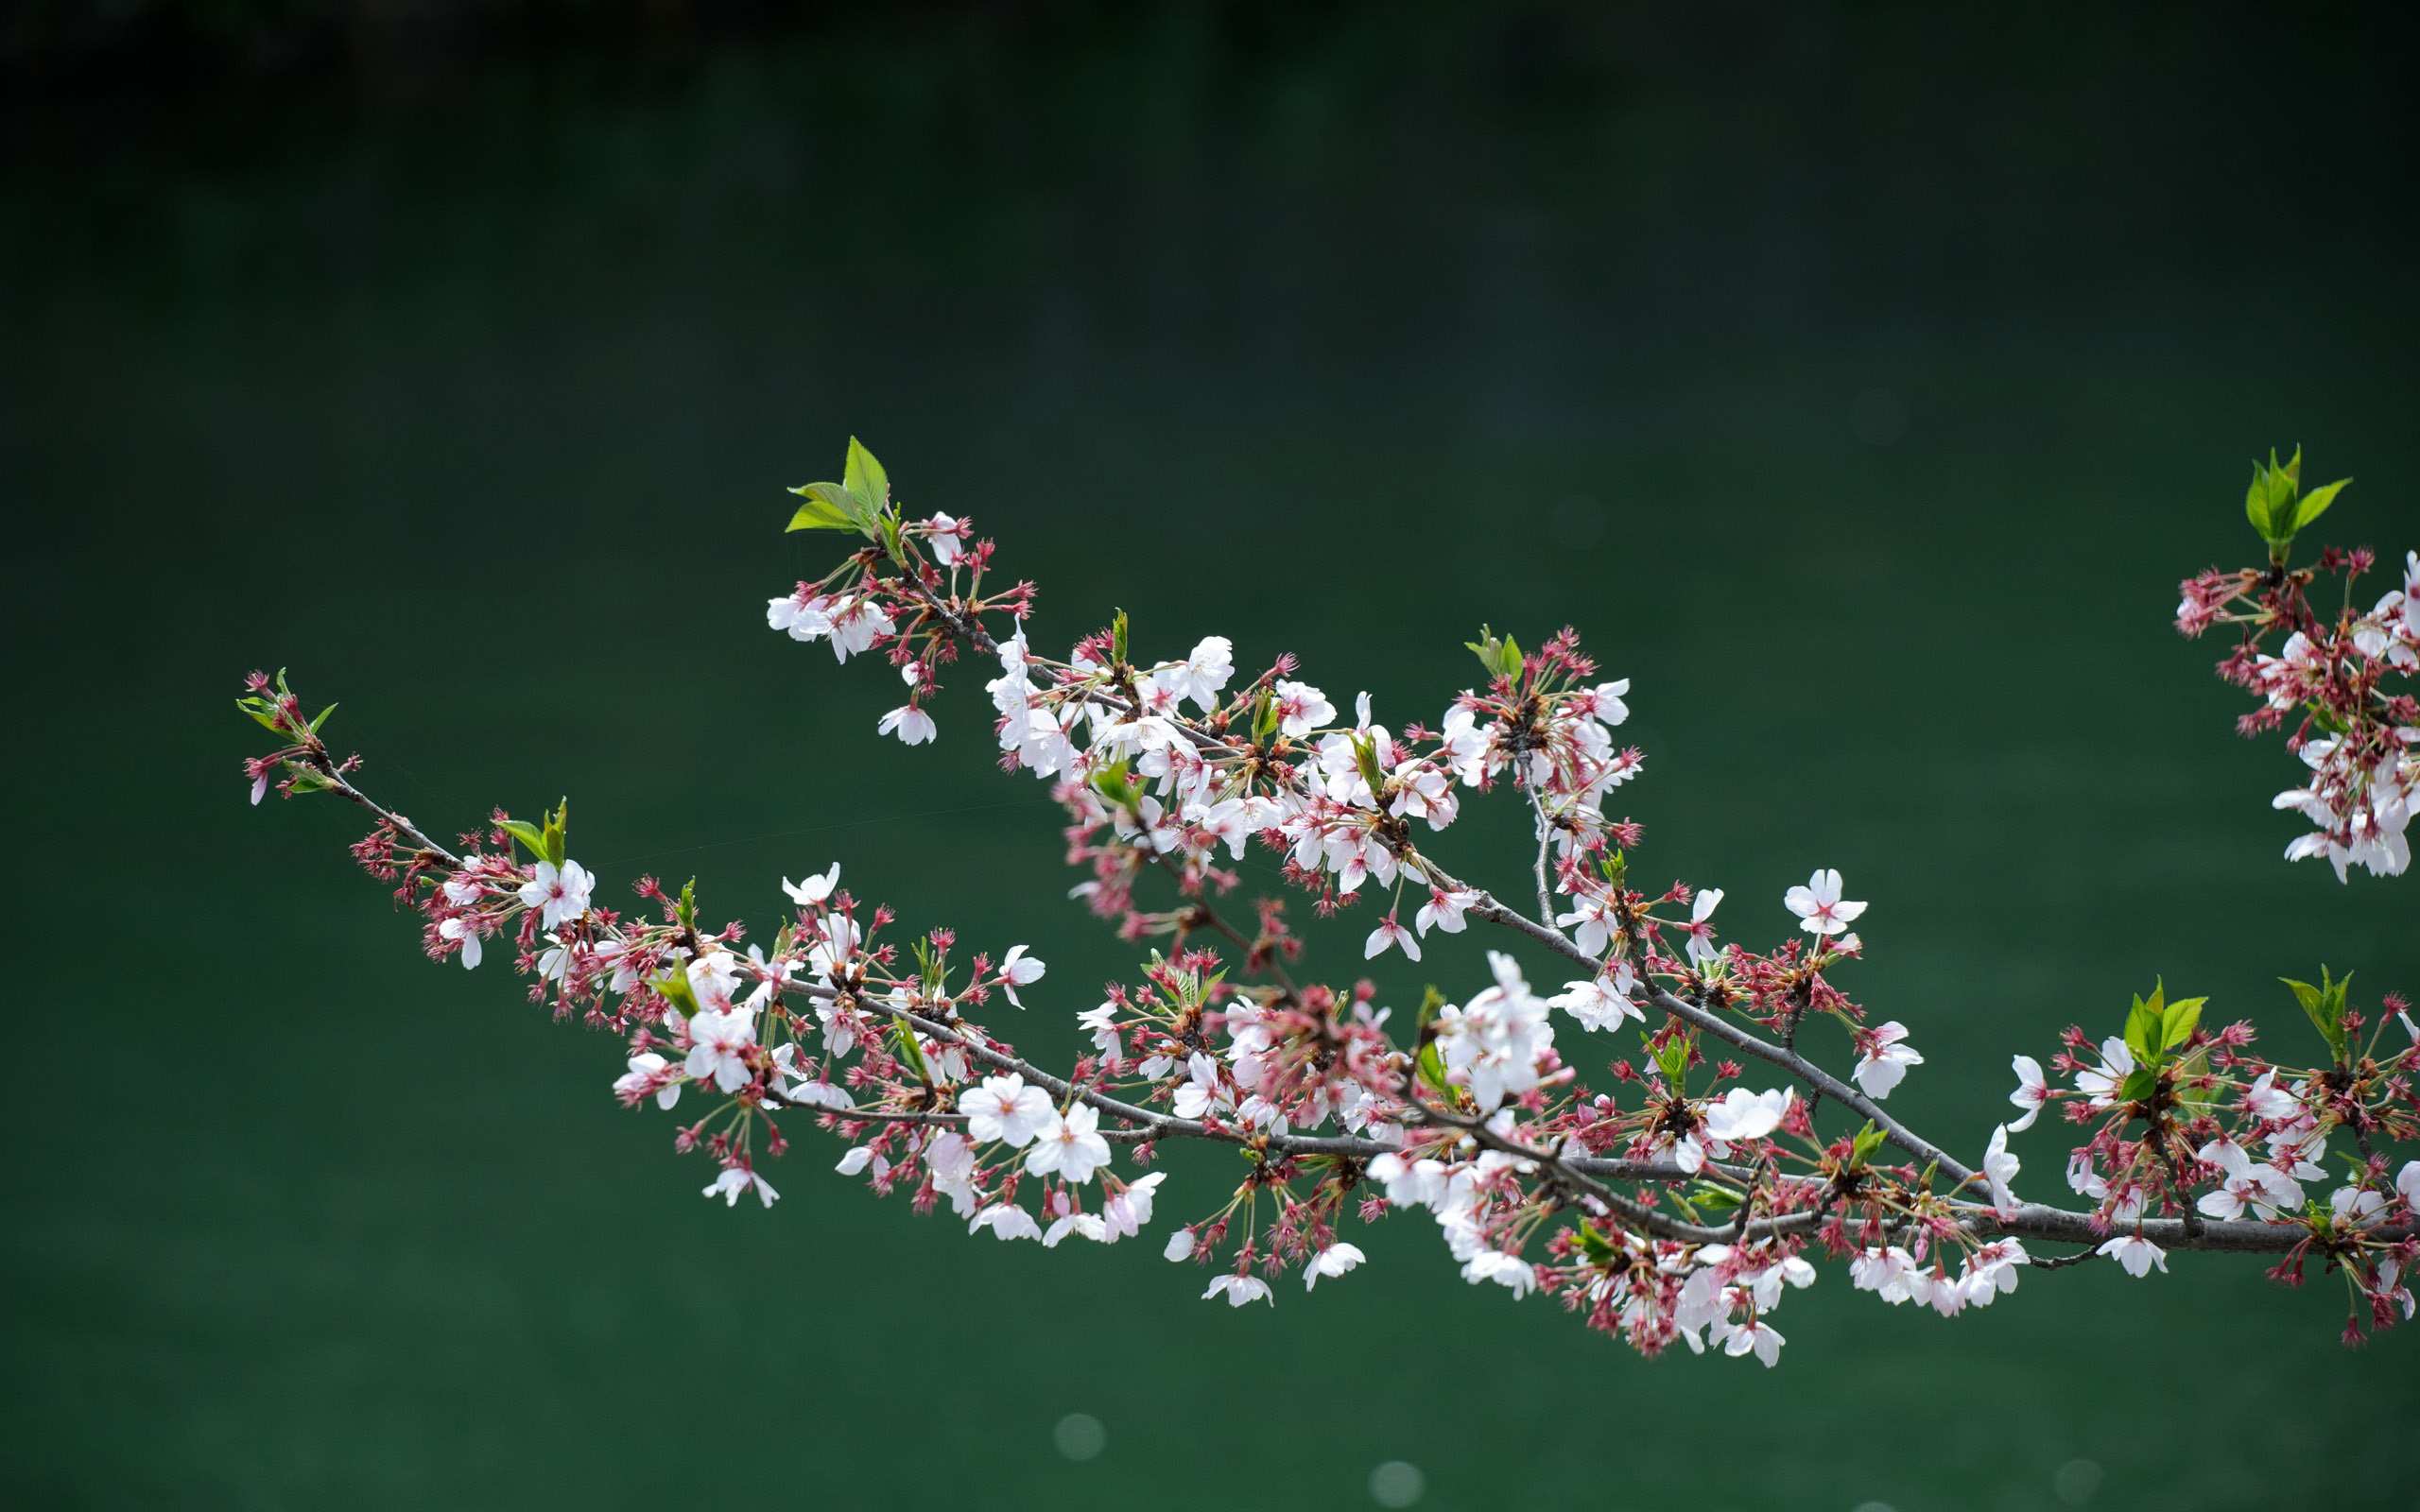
<box><xmin>240</xmin><ymin>438</ymin><xmax>2420</xmax><ymax>1360</ymax></box>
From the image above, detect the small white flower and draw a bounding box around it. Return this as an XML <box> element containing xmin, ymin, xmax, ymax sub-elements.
<box><xmin>1027</xmin><ymin>1103</ymin><xmax>1113</xmax><ymax>1185</ymax></box>
<box><xmin>782</xmin><ymin>863</ymin><xmax>841</xmax><ymax>907</ymax></box>
<box><xmin>998</xmin><ymin>946</ymin><xmax>1046</xmax><ymax>1007</ymax></box>
<box><xmin>1204</xmin><ymin>1273</ymin><xmax>1273</xmax><ymax>1307</ymax></box>
<box><xmin>970</xmin><ymin>1203</ymin><xmax>1043</xmax><ymax>1242</ymax></box>
<box><xmin>438</xmin><ymin>916</ymin><xmax>483</xmax><ymax>970</ymax></box>
<box><xmin>1165</xmin><ymin>1228</ymin><xmax>1198</xmax><ymax>1263</ymax></box>
<box><xmin>962</xmin><ymin>1074</ymin><xmax>1053</xmax><ymax>1147</ymax></box>
<box><xmin>2008</xmin><ymin>1054</ymin><xmax>2048</xmax><ymax>1131</ymax></box>
<box><xmin>1461</xmin><ymin>1250</ymin><xmax>1536</xmax><ymax>1297</ymax></box>
<box><xmin>1415</xmin><ymin>886</ymin><xmax>1479</xmax><ymax>936</ymax></box>
<box><xmin>683</xmin><ymin>1006</ymin><xmax>757</xmax><ymax>1093</ymax></box>
<box><xmin>1852</xmin><ymin>1022</ymin><xmax>1922</xmax><ymax>1100</ymax></box>
<box><xmin>1982</xmin><ymin>1124</ymin><xmax>2022</xmax><ymax>1214</ymax></box>
<box><xmin>516</xmin><ymin>859</ymin><xmax>595</xmax><ymax>930</ymax></box>
<box><xmin>877</xmin><ymin>704</ymin><xmax>938</xmax><ymax>745</ymax></box>
<box><xmin>924</xmin><ymin>512</ymin><xmax>970</xmax><ymax>564</ymax></box>
<box><xmin>1782</xmin><ymin>868</ymin><xmax>1868</xmax><ymax>936</ymax></box>
<box><xmin>612</xmin><ymin>1050</ymin><xmax>682</xmax><ymax>1110</ymax></box>
<box><xmin>1305</xmin><ymin>1243</ymin><xmax>1367</xmax><ymax>1291</ymax></box>
<box><xmin>2098</xmin><ymin>1234</ymin><xmax>2168</xmax><ymax>1278</ymax></box>
<box><xmin>1721</xmin><ymin>1319</ymin><xmax>1785</xmax><ymax>1366</ymax></box>
<box><xmin>1364</xmin><ymin>913</ymin><xmax>1421</xmax><ymax>962</ymax></box>
<box><xmin>701</xmin><ymin>1164</ymin><xmax>778</xmax><ymax>1209</ymax></box>
<box><xmin>1702</xmin><ymin>1087</ymin><xmax>1793</xmax><ymax>1144</ymax></box>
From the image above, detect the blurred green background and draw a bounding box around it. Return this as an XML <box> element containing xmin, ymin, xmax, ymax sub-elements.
<box><xmin>4</xmin><ymin>3</ymin><xmax>2417</xmax><ymax>1509</ymax></box>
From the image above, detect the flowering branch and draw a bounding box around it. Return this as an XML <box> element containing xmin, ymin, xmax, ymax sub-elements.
<box><xmin>241</xmin><ymin>438</ymin><xmax>2420</xmax><ymax>1362</ymax></box>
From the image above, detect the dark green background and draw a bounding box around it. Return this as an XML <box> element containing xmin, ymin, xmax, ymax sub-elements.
<box><xmin>5</xmin><ymin>5</ymin><xmax>2417</xmax><ymax>1509</ymax></box>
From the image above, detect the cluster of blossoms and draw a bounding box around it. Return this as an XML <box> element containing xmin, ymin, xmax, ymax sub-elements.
<box><xmin>245</xmin><ymin>439</ymin><xmax>2420</xmax><ymax>1364</ymax></box>
<box><xmin>2177</xmin><ymin>448</ymin><xmax>2419</xmax><ymax>879</ymax></box>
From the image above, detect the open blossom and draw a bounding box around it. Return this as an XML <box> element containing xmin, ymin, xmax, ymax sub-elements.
<box><xmin>1304</xmin><ymin>1243</ymin><xmax>1367</xmax><ymax>1290</ymax></box>
<box><xmin>962</xmin><ymin>1074</ymin><xmax>1052</xmax><ymax>1146</ymax></box>
<box><xmin>1272</xmin><ymin>679</ymin><xmax>1336</xmax><ymax>738</ymax></box>
<box><xmin>1027</xmin><ymin>1103</ymin><xmax>1112</xmax><ymax>1184</ymax></box>
<box><xmin>2074</xmin><ymin>1037</ymin><xmax>2134</xmax><ymax>1107</ymax></box>
<box><xmin>2099</xmin><ymin>1234</ymin><xmax>2168</xmax><ymax>1278</ymax></box>
<box><xmin>1365</xmin><ymin>913</ymin><xmax>1420</xmax><ymax>961</ymax></box>
<box><xmin>1461</xmin><ymin>1250</ymin><xmax>1537</xmax><ymax>1298</ymax></box>
<box><xmin>997</xmin><ymin>945</ymin><xmax>1046</xmax><ymax>1006</ymax></box>
<box><xmin>924</xmin><ymin>511</ymin><xmax>970</xmax><ymax>564</ymax></box>
<box><xmin>1782</xmin><ymin>868</ymin><xmax>1867</xmax><ymax>936</ymax></box>
<box><xmin>1153</xmin><ymin>635</ymin><xmax>1235</xmax><ymax>712</ymax></box>
<box><xmin>2008</xmin><ymin>1055</ymin><xmax>2048</xmax><ymax>1130</ymax></box>
<box><xmin>612</xmin><ymin>1051</ymin><xmax>683</xmax><ymax>1109</ymax></box>
<box><xmin>1982</xmin><ymin>1124</ymin><xmax>2022</xmax><ymax>1214</ymax></box>
<box><xmin>1204</xmin><ymin>1273</ymin><xmax>1273</xmax><ymax>1307</ymax></box>
<box><xmin>1549</xmin><ymin>965</ymin><xmax>1643</xmax><ymax>1032</ymax></box>
<box><xmin>683</xmin><ymin>1006</ymin><xmax>757</xmax><ymax>1093</ymax></box>
<box><xmin>1416</xmin><ymin>886</ymin><xmax>1478</xmax><ymax>936</ymax></box>
<box><xmin>2197</xmin><ymin>1142</ymin><xmax>2303</xmax><ymax>1221</ymax></box>
<box><xmin>782</xmin><ymin>863</ymin><xmax>840</xmax><ymax>906</ymax></box>
<box><xmin>1555</xmin><ymin>889</ymin><xmax>1620</xmax><ymax>956</ymax></box>
<box><xmin>1852</xmin><ymin>1022</ymin><xmax>1922</xmax><ymax>1099</ymax></box>
<box><xmin>1702</xmin><ymin>1087</ymin><xmax>1792</xmax><ymax>1144</ymax></box>
<box><xmin>1433</xmin><ymin>952</ymin><xmax>1554</xmax><ymax>1110</ymax></box>
<box><xmin>702</xmin><ymin>1163</ymin><xmax>778</xmax><ymax>1209</ymax></box>
<box><xmin>1720</xmin><ymin>1319</ymin><xmax>1785</xmax><ymax>1367</ymax></box>
<box><xmin>1095</xmin><ymin>1172</ymin><xmax>1165</xmax><ymax>1243</ymax></box>
<box><xmin>437</xmin><ymin>915</ymin><xmax>483</xmax><ymax>970</ymax></box>
<box><xmin>516</xmin><ymin>859</ymin><xmax>594</xmax><ymax>929</ymax></box>
<box><xmin>1680</xmin><ymin>887</ymin><xmax>1724</xmax><ymax>966</ymax></box>
<box><xmin>971</xmin><ymin>1203</ymin><xmax>1044</xmax><ymax>1242</ymax></box>
<box><xmin>878</xmin><ymin>705</ymin><xmax>938</xmax><ymax>745</ymax></box>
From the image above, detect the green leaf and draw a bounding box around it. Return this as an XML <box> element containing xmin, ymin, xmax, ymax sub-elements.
<box><xmin>1849</xmin><ymin>1121</ymin><xmax>1888</xmax><ymax>1168</ymax></box>
<box><xmin>2116</xmin><ymin>1066</ymin><xmax>2160</xmax><ymax>1106</ymax></box>
<box><xmin>1353</xmin><ymin>733</ymin><xmax>1387</xmax><ymax>793</ymax></box>
<box><xmin>1654</xmin><ymin>1034</ymin><xmax>1693</xmax><ymax>1088</ymax></box>
<box><xmin>496</xmin><ymin>818</ymin><xmax>547</xmax><ymax>857</ymax></box>
<box><xmin>2281</xmin><ymin>974</ymin><xmax>2348</xmax><ymax>1059</ymax></box>
<box><xmin>2171</xmin><ymin>1048</ymin><xmax>2220</xmax><ymax>1119</ymax></box>
<box><xmin>236</xmin><ymin>700</ymin><xmax>286</xmax><ymax>734</ymax></box>
<box><xmin>888</xmin><ymin>1016</ymin><xmax>931</xmax><ymax>1082</ymax></box>
<box><xmin>308</xmin><ymin>702</ymin><xmax>337</xmax><ymax>733</ymax></box>
<box><xmin>1688</xmin><ymin>1182</ymin><xmax>1742</xmax><ymax>1211</ymax></box>
<box><xmin>2123</xmin><ymin>982</ymin><xmax>2167</xmax><ymax>1063</ymax></box>
<box><xmin>2159</xmin><ymin>995</ymin><xmax>2206</xmax><ymax>1052</ymax></box>
<box><xmin>1573</xmin><ymin>1224</ymin><xmax>1618</xmax><ymax>1263</ymax></box>
<box><xmin>843</xmin><ymin>436</ymin><xmax>890</xmax><ymax>517</ymax></box>
<box><xmin>2292</xmin><ymin>477</ymin><xmax>2350</xmax><ymax>531</ymax></box>
<box><xmin>1415</xmin><ymin>1040</ymin><xmax>1452</xmax><ymax>1094</ymax></box>
<box><xmin>652</xmin><ymin>970</ymin><xmax>699</xmax><ymax>1015</ymax></box>
<box><xmin>1413</xmin><ymin>985</ymin><xmax>1446</xmax><ymax>1036</ymax></box>
<box><xmin>1252</xmin><ymin>687</ymin><xmax>1280</xmax><ymax>742</ymax></box>
<box><xmin>1111</xmin><ymin>608</ymin><xmax>1130</xmax><ymax>663</ymax></box>
<box><xmin>1464</xmin><ymin>625</ymin><xmax>1522</xmax><ymax>682</ymax></box>
<box><xmin>785</xmin><ymin>482</ymin><xmax>857</xmax><ymax>531</ymax></box>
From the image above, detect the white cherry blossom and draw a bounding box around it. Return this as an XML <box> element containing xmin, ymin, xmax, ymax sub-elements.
<box><xmin>1852</xmin><ymin>1022</ymin><xmax>1922</xmax><ymax>1100</ymax></box>
<box><xmin>1782</xmin><ymin>868</ymin><xmax>1867</xmax><ymax>936</ymax></box>
<box><xmin>517</xmin><ymin>859</ymin><xmax>594</xmax><ymax>929</ymax></box>
<box><xmin>1027</xmin><ymin>1103</ymin><xmax>1112</xmax><ymax>1184</ymax></box>
<box><xmin>1305</xmin><ymin>1243</ymin><xmax>1367</xmax><ymax>1290</ymax></box>
<box><xmin>962</xmin><ymin>1074</ymin><xmax>1052</xmax><ymax>1146</ymax></box>
<box><xmin>702</xmin><ymin>1163</ymin><xmax>778</xmax><ymax>1208</ymax></box>
<box><xmin>1364</xmin><ymin>913</ymin><xmax>1420</xmax><ymax>961</ymax></box>
<box><xmin>878</xmin><ymin>705</ymin><xmax>938</xmax><ymax>745</ymax></box>
<box><xmin>997</xmin><ymin>945</ymin><xmax>1046</xmax><ymax>1006</ymax></box>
